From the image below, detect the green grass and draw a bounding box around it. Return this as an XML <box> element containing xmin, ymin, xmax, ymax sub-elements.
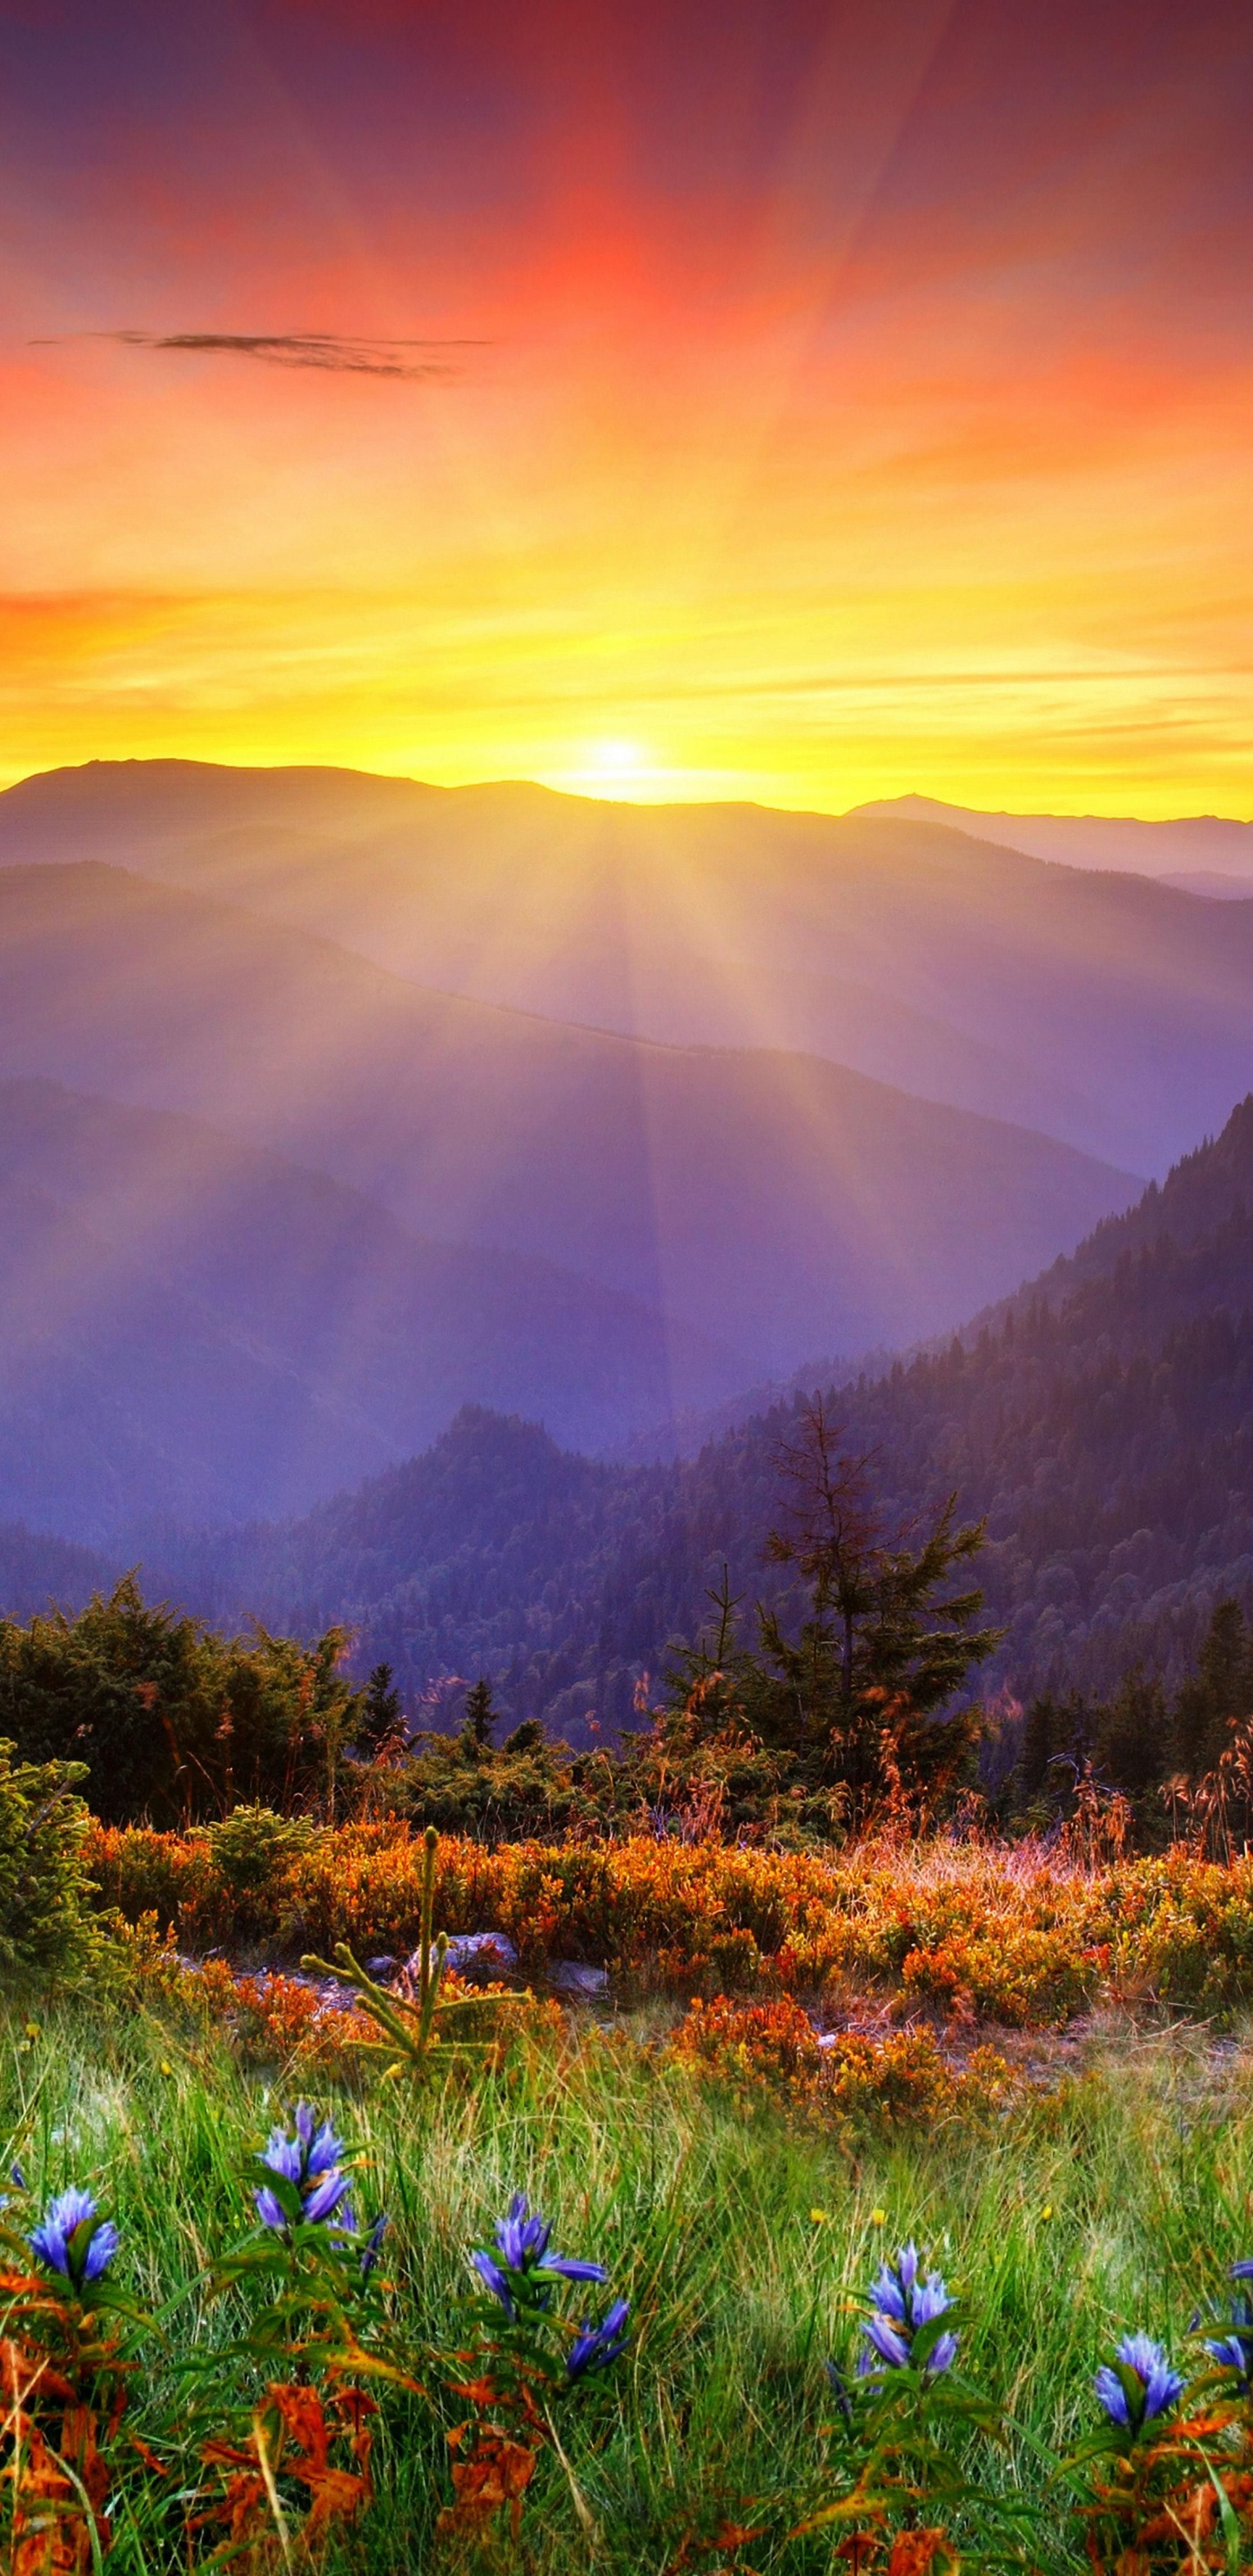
<box><xmin>3</xmin><ymin>1999</ymin><xmax>1252</xmax><ymax>2570</ymax></box>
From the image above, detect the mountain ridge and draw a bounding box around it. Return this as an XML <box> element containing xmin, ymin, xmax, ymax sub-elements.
<box><xmin>4</xmin><ymin>759</ymin><xmax>1252</xmax><ymax>1170</ymax></box>
<box><xmin>138</xmin><ymin>1092</ymin><xmax>1253</xmax><ymax>1737</ymax></box>
<box><xmin>0</xmin><ymin>861</ymin><xmax>1136</xmax><ymax>1396</ymax></box>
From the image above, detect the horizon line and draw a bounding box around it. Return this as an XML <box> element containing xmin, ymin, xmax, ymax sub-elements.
<box><xmin>2</xmin><ymin>753</ymin><xmax>1251</xmax><ymax>834</ymax></box>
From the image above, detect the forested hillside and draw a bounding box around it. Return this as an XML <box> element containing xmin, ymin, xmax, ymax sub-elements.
<box><xmin>152</xmin><ymin>1096</ymin><xmax>1253</xmax><ymax>1741</ymax></box>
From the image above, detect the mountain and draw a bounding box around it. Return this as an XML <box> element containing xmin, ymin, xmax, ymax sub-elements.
<box><xmin>0</xmin><ymin>1078</ymin><xmax>753</xmax><ymax>1540</ymax></box>
<box><xmin>855</xmin><ymin>795</ymin><xmax>1253</xmax><ymax>884</ymax></box>
<box><xmin>0</xmin><ymin>865</ymin><xmax>1134</xmax><ymax>1407</ymax></box>
<box><xmin>1160</xmin><ymin>873</ymin><xmax>1253</xmax><ymax>901</ymax></box>
<box><xmin>4</xmin><ymin>761</ymin><xmax>1253</xmax><ymax>1168</ymax></box>
<box><xmin>147</xmin><ymin>1095</ymin><xmax>1253</xmax><ymax>1737</ymax></box>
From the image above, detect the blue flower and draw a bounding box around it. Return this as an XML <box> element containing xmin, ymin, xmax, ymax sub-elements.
<box><xmin>253</xmin><ymin>2104</ymin><xmax>355</xmax><ymax>2239</ymax></box>
<box><xmin>471</xmin><ymin>2191</ymin><xmax>608</xmax><ymax>2317</ymax></box>
<box><xmin>360</xmin><ymin>2213</ymin><xmax>388</xmax><ymax>2282</ymax></box>
<box><xmin>29</xmin><ymin>2186</ymin><xmax>118</xmax><ymax>2291</ymax></box>
<box><xmin>859</xmin><ymin>2243</ymin><xmax>958</xmax><ymax>2379</ymax></box>
<box><xmin>1203</xmin><ymin>2266</ymin><xmax>1253</xmax><ymax>2390</ymax></box>
<box><xmin>1094</xmin><ymin>2332</ymin><xmax>1184</xmax><ymax>2430</ymax></box>
<box><xmin>566</xmin><ymin>2297</ymin><xmax>630</xmax><ymax>2380</ymax></box>
<box><xmin>472</xmin><ymin>2249</ymin><xmax>516</xmax><ymax>2315</ymax></box>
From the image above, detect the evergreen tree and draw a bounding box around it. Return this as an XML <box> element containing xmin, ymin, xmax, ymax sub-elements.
<box><xmin>463</xmin><ymin>1676</ymin><xmax>497</xmax><ymax>1748</ymax></box>
<box><xmin>1096</xmin><ymin>1665</ymin><xmax>1169</xmax><ymax>1802</ymax></box>
<box><xmin>358</xmin><ymin>1660</ymin><xmax>405</xmax><ymax>1756</ymax></box>
<box><xmin>1174</xmin><ymin>1600</ymin><xmax>1253</xmax><ymax>1779</ymax></box>
<box><xmin>643</xmin><ymin>1402</ymin><xmax>1000</xmax><ymax>1833</ymax></box>
<box><xmin>1012</xmin><ymin>1690</ymin><xmax>1096</xmax><ymax>1816</ymax></box>
<box><xmin>741</xmin><ymin>1399</ymin><xmax>999</xmax><ymax>1818</ymax></box>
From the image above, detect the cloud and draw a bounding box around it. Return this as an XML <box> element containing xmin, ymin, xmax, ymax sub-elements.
<box><xmin>34</xmin><ymin>331</ymin><xmax>481</xmax><ymax>379</ymax></box>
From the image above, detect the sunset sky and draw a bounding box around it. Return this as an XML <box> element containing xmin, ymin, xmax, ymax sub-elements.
<box><xmin>2</xmin><ymin>0</ymin><xmax>1250</xmax><ymax>815</ymax></box>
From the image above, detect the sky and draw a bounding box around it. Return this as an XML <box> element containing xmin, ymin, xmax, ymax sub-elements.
<box><xmin>1</xmin><ymin>0</ymin><xmax>1251</xmax><ymax>815</ymax></box>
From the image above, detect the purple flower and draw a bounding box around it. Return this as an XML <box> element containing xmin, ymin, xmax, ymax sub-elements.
<box><xmin>253</xmin><ymin>2104</ymin><xmax>355</xmax><ymax>2239</ymax></box>
<box><xmin>472</xmin><ymin>2249</ymin><xmax>516</xmax><ymax>2317</ymax></box>
<box><xmin>471</xmin><ymin>2191</ymin><xmax>608</xmax><ymax>2318</ymax></box>
<box><xmin>30</xmin><ymin>2186</ymin><xmax>118</xmax><ymax>2291</ymax></box>
<box><xmin>304</xmin><ymin>2168</ymin><xmax>353</xmax><ymax>2226</ymax></box>
<box><xmin>859</xmin><ymin>2243</ymin><xmax>958</xmax><ymax>2380</ymax></box>
<box><xmin>861</xmin><ymin>2314</ymin><xmax>912</xmax><ymax>2372</ymax></box>
<box><xmin>1203</xmin><ymin>2271</ymin><xmax>1253</xmax><ymax>2390</ymax></box>
<box><xmin>498</xmin><ymin>2194</ymin><xmax>552</xmax><ymax>2269</ymax></box>
<box><xmin>262</xmin><ymin>2129</ymin><xmax>304</xmax><ymax>2186</ymax></box>
<box><xmin>566</xmin><ymin>2298</ymin><xmax>630</xmax><ymax>2380</ymax></box>
<box><xmin>1095</xmin><ymin>2333</ymin><xmax>1184</xmax><ymax>2430</ymax></box>
<box><xmin>360</xmin><ymin>2213</ymin><xmax>388</xmax><ymax>2282</ymax></box>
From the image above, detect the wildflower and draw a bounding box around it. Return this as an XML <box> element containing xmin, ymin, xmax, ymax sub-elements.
<box><xmin>809</xmin><ymin>2208</ymin><xmax>829</xmax><ymax>2226</ymax></box>
<box><xmin>858</xmin><ymin>2241</ymin><xmax>958</xmax><ymax>2378</ymax></box>
<box><xmin>253</xmin><ymin>2102</ymin><xmax>355</xmax><ymax>2237</ymax></box>
<box><xmin>360</xmin><ymin>2212</ymin><xmax>388</xmax><ymax>2282</ymax></box>
<box><xmin>566</xmin><ymin>2298</ymin><xmax>630</xmax><ymax>2379</ymax></box>
<box><xmin>1203</xmin><ymin>2262</ymin><xmax>1253</xmax><ymax>2389</ymax></box>
<box><xmin>471</xmin><ymin>2191</ymin><xmax>607</xmax><ymax>2320</ymax></box>
<box><xmin>1041</xmin><ymin>2205</ymin><xmax>1053</xmax><ymax>2222</ymax></box>
<box><xmin>1094</xmin><ymin>2332</ymin><xmax>1184</xmax><ymax>2431</ymax></box>
<box><xmin>870</xmin><ymin>2208</ymin><xmax>888</xmax><ymax>2227</ymax></box>
<box><xmin>29</xmin><ymin>2186</ymin><xmax>119</xmax><ymax>2291</ymax></box>
<box><xmin>824</xmin><ymin>2357</ymin><xmax>854</xmax><ymax>2425</ymax></box>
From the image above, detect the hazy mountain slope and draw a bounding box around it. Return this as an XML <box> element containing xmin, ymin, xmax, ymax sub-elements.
<box><xmin>0</xmin><ymin>1078</ymin><xmax>748</xmax><ymax>1540</ymax></box>
<box><xmin>1160</xmin><ymin>873</ymin><xmax>1253</xmax><ymax>900</ymax></box>
<box><xmin>153</xmin><ymin>1097</ymin><xmax>1253</xmax><ymax>1732</ymax></box>
<box><xmin>0</xmin><ymin>866</ymin><xmax>1135</xmax><ymax>1387</ymax></box>
<box><xmin>0</xmin><ymin>1522</ymin><xmax>112</xmax><ymax>1623</ymax></box>
<box><xmin>5</xmin><ymin>761</ymin><xmax>1253</xmax><ymax>1167</ymax></box>
<box><xmin>857</xmin><ymin>795</ymin><xmax>1253</xmax><ymax>883</ymax></box>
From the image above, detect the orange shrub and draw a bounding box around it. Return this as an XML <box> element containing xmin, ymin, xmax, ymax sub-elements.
<box><xmin>667</xmin><ymin>1996</ymin><xmax>1014</xmax><ymax>2134</ymax></box>
<box><xmin>87</xmin><ymin>1821</ymin><xmax>1253</xmax><ymax>2030</ymax></box>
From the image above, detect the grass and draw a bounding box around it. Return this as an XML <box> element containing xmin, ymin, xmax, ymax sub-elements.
<box><xmin>3</xmin><ymin>1994</ymin><xmax>1253</xmax><ymax>2570</ymax></box>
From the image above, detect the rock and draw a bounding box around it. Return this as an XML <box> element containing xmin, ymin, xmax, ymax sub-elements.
<box><xmin>416</xmin><ymin>1929</ymin><xmax>519</xmax><ymax>1981</ymax></box>
<box><xmin>547</xmin><ymin>1960</ymin><xmax>610</xmax><ymax>1998</ymax></box>
<box><xmin>365</xmin><ymin>1955</ymin><xmax>396</xmax><ymax>1977</ymax></box>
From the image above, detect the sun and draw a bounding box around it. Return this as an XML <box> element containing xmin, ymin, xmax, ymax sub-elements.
<box><xmin>588</xmin><ymin>738</ymin><xmax>648</xmax><ymax>779</ymax></box>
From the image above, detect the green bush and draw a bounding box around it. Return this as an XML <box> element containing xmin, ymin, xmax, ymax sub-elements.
<box><xmin>0</xmin><ymin>1735</ymin><xmax>96</xmax><ymax>1974</ymax></box>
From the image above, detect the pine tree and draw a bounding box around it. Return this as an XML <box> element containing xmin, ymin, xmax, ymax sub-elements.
<box><xmin>358</xmin><ymin>1661</ymin><xmax>404</xmax><ymax>1756</ymax></box>
<box><xmin>1174</xmin><ymin>1600</ymin><xmax>1253</xmax><ymax>1780</ymax></box>
<box><xmin>738</xmin><ymin>1399</ymin><xmax>999</xmax><ymax>1818</ymax></box>
<box><xmin>463</xmin><ymin>1676</ymin><xmax>497</xmax><ymax>1748</ymax></box>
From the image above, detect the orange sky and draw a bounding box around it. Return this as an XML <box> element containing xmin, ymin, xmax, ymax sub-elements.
<box><xmin>1</xmin><ymin>0</ymin><xmax>1250</xmax><ymax>815</ymax></box>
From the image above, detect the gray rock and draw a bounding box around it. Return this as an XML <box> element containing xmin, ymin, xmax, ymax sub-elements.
<box><xmin>547</xmin><ymin>1960</ymin><xmax>610</xmax><ymax>1998</ymax></box>
<box><xmin>415</xmin><ymin>1929</ymin><xmax>519</xmax><ymax>1981</ymax></box>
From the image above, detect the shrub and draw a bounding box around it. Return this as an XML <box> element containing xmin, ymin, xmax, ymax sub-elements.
<box><xmin>667</xmin><ymin>1995</ymin><xmax>1015</xmax><ymax>2136</ymax></box>
<box><xmin>0</xmin><ymin>1736</ymin><xmax>96</xmax><ymax>1976</ymax></box>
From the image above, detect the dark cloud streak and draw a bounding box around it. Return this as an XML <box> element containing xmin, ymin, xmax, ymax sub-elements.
<box><xmin>34</xmin><ymin>331</ymin><xmax>484</xmax><ymax>379</ymax></box>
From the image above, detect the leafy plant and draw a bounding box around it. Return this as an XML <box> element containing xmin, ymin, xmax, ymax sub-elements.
<box><xmin>0</xmin><ymin>1740</ymin><xmax>96</xmax><ymax>1976</ymax></box>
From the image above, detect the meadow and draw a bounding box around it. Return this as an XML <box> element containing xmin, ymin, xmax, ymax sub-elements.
<box><xmin>8</xmin><ymin>1826</ymin><xmax>1253</xmax><ymax>2568</ymax></box>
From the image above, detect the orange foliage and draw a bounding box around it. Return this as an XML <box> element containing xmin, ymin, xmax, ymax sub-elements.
<box><xmin>667</xmin><ymin>1995</ymin><xmax>1014</xmax><ymax>2131</ymax></box>
<box><xmin>88</xmin><ymin>1821</ymin><xmax>1253</xmax><ymax>2030</ymax></box>
<box><xmin>191</xmin><ymin>2378</ymin><xmax>376</xmax><ymax>2566</ymax></box>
